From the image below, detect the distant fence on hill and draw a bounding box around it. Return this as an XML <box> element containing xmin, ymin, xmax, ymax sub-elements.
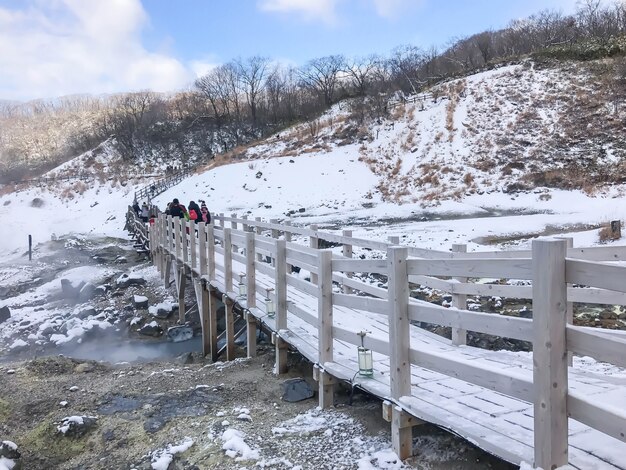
<box><xmin>134</xmin><ymin>166</ymin><xmax>191</xmax><ymax>204</ymax></box>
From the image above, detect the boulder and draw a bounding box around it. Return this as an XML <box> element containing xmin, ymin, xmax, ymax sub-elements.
<box><xmin>138</xmin><ymin>322</ymin><xmax>162</xmax><ymax>337</ymax></box>
<box><xmin>0</xmin><ymin>306</ymin><xmax>10</xmax><ymax>324</ymax></box>
<box><xmin>77</xmin><ymin>306</ymin><xmax>97</xmax><ymax>320</ymax></box>
<box><xmin>281</xmin><ymin>378</ymin><xmax>314</xmax><ymax>402</ymax></box>
<box><xmin>167</xmin><ymin>326</ymin><xmax>194</xmax><ymax>343</ymax></box>
<box><xmin>57</xmin><ymin>416</ymin><xmax>98</xmax><ymax>438</ymax></box>
<box><xmin>148</xmin><ymin>302</ymin><xmax>178</xmax><ymax>319</ymax></box>
<box><xmin>0</xmin><ymin>441</ymin><xmax>20</xmax><ymax>461</ymax></box>
<box><xmin>61</xmin><ymin>279</ymin><xmax>85</xmax><ymax>299</ymax></box>
<box><xmin>133</xmin><ymin>295</ymin><xmax>149</xmax><ymax>309</ymax></box>
<box><xmin>116</xmin><ymin>273</ymin><xmax>146</xmax><ymax>289</ymax></box>
<box><xmin>78</xmin><ymin>283</ymin><xmax>96</xmax><ymax>302</ymax></box>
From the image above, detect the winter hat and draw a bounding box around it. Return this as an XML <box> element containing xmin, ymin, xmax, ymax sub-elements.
<box><xmin>173</xmin><ymin>198</ymin><xmax>179</xmax><ymax>204</ymax></box>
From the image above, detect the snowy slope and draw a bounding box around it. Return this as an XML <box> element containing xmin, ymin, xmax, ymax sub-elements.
<box><xmin>3</xmin><ymin>61</ymin><xmax>626</xmax><ymax>261</ymax></box>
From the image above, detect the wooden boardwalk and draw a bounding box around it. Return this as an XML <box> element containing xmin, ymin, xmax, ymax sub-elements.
<box><xmin>129</xmin><ymin>210</ymin><xmax>626</xmax><ymax>469</ymax></box>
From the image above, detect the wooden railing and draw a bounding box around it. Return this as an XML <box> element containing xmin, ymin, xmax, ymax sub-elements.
<box><xmin>129</xmin><ymin>208</ymin><xmax>626</xmax><ymax>469</ymax></box>
<box><xmin>134</xmin><ymin>166</ymin><xmax>190</xmax><ymax>204</ymax></box>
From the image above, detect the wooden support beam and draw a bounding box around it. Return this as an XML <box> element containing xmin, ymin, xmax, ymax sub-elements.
<box><xmin>223</xmin><ymin>295</ymin><xmax>235</xmax><ymax>361</ymax></box>
<box><xmin>273</xmin><ymin>333</ymin><xmax>289</xmax><ymax>375</ymax></box>
<box><xmin>451</xmin><ymin>243</ymin><xmax>467</xmax><ymax>346</ymax></box>
<box><xmin>319</xmin><ymin>369</ymin><xmax>335</xmax><ymax>409</ymax></box>
<box><xmin>246</xmin><ymin>311</ymin><xmax>257</xmax><ymax>358</ymax></box>
<box><xmin>532</xmin><ymin>239</ymin><xmax>568</xmax><ymax>470</ymax></box>
<box><xmin>208</xmin><ymin>286</ymin><xmax>219</xmax><ymax>361</ymax></box>
<box><xmin>177</xmin><ymin>266</ymin><xmax>186</xmax><ymax>323</ymax></box>
<box><xmin>194</xmin><ymin>279</ymin><xmax>210</xmax><ymax>357</ymax></box>
<box><xmin>174</xmin><ymin>217</ymin><xmax>182</xmax><ymax>262</ymax></box>
<box><xmin>164</xmin><ymin>255</ymin><xmax>172</xmax><ymax>287</ymax></box>
<box><xmin>392</xmin><ymin>406</ymin><xmax>416</xmax><ymax>460</ymax></box>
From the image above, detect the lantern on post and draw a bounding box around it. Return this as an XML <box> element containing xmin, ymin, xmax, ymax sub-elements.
<box><xmin>357</xmin><ymin>331</ymin><xmax>373</xmax><ymax>377</ymax></box>
<box><xmin>237</xmin><ymin>273</ymin><xmax>247</xmax><ymax>298</ymax></box>
<box><xmin>264</xmin><ymin>288</ymin><xmax>275</xmax><ymax>318</ymax></box>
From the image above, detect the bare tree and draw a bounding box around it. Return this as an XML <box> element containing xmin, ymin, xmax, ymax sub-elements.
<box><xmin>388</xmin><ymin>45</ymin><xmax>427</xmax><ymax>95</ymax></box>
<box><xmin>237</xmin><ymin>56</ymin><xmax>269</xmax><ymax>124</ymax></box>
<box><xmin>343</xmin><ymin>55</ymin><xmax>381</xmax><ymax>96</ymax></box>
<box><xmin>298</xmin><ymin>55</ymin><xmax>345</xmax><ymax>107</ymax></box>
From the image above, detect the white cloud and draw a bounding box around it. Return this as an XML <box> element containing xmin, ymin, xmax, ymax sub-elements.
<box><xmin>258</xmin><ymin>0</ymin><xmax>341</xmax><ymax>24</ymax></box>
<box><xmin>371</xmin><ymin>0</ymin><xmax>424</xmax><ymax>19</ymax></box>
<box><xmin>0</xmin><ymin>0</ymin><xmax>195</xmax><ymax>100</ymax></box>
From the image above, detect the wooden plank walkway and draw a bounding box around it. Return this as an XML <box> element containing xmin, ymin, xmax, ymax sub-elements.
<box><xmin>129</xmin><ymin>210</ymin><xmax>626</xmax><ymax>469</ymax></box>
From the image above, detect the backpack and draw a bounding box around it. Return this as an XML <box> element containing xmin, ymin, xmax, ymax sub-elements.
<box><xmin>189</xmin><ymin>209</ymin><xmax>198</xmax><ymax>221</ymax></box>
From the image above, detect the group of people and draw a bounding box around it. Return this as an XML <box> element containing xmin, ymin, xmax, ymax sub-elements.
<box><xmin>132</xmin><ymin>200</ymin><xmax>151</xmax><ymax>223</ymax></box>
<box><xmin>165</xmin><ymin>198</ymin><xmax>211</xmax><ymax>224</ymax></box>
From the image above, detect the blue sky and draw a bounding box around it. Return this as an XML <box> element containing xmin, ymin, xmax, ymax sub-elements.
<box><xmin>0</xmin><ymin>0</ymin><xmax>578</xmax><ymax>101</ymax></box>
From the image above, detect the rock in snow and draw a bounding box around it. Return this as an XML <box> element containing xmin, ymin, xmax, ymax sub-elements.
<box><xmin>166</xmin><ymin>326</ymin><xmax>193</xmax><ymax>343</ymax></box>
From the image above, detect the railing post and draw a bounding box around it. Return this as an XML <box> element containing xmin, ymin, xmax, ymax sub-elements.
<box><xmin>245</xmin><ymin>232</ymin><xmax>256</xmax><ymax>309</ymax></box>
<box><xmin>558</xmin><ymin>236</ymin><xmax>574</xmax><ymax>366</ymax></box>
<box><xmin>270</xmin><ymin>218</ymin><xmax>278</xmax><ymax>267</ymax></box>
<box><xmin>317</xmin><ymin>249</ymin><xmax>334</xmax><ymax>408</ymax></box>
<box><xmin>451</xmin><ymin>243</ymin><xmax>467</xmax><ymax>346</ymax></box>
<box><xmin>275</xmin><ymin>239</ymin><xmax>288</xmax><ymax>374</ymax></box>
<box><xmin>182</xmin><ymin>219</ymin><xmax>189</xmax><ymax>264</ymax></box>
<box><xmin>174</xmin><ymin>217</ymin><xmax>182</xmax><ymax>262</ymax></box>
<box><xmin>255</xmin><ymin>217</ymin><xmax>263</xmax><ymax>262</ymax></box>
<box><xmin>532</xmin><ymin>239</ymin><xmax>568</xmax><ymax>470</ymax></box>
<box><xmin>242</xmin><ymin>215</ymin><xmax>249</xmax><ymax>233</ymax></box>
<box><xmin>284</xmin><ymin>220</ymin><xmax>292</xmax><ymax>274</ymax></box>
<box><xmin>310</xmin><ymin>224</ymin><xmax>319</xmax><ymax>285</ymax></box>
<box><xmin>198</xmin><ymin>222</ymin><xmax>207</xmax><ymax>276</ymax></box>
<box><xmin>231</xmin><ymin>213</ymin><xmax>238</xmax><ymax>253</ymax></box>
<box><xmin>223</xmin><ymin>227</ymin><xmax>233</xmax><ymax>293</ymax></box>
<box><xmin>342</xmin><ymin>230</ymin><xmax>353</xmax><ymax>294</ymax></box>
<box><xmin>387</xmin><ymin>245</ymin><xmax>412</xmax><ymax>460</ymax></box>
<box><xmin>189</xmin><ymin>220</ymin><xmax>196</xmax><ymax>272</ymax></box>
<box><xmin>207</xmin><ymin>222</ymin><xmax>215</xmax><ymax>282</ymax></box>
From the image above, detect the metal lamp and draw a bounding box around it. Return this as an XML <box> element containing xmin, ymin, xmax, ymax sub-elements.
<box><xmin>357</xmin><ymin>331</ymin><xmax>373</xmax><ymax>377</ymax></box>
<box><xmin>265</xmin><ymin>287</ymin><xmax>275</xmax><ymax>318</ymax></box>
<box><xmin>237</xmin><ymin>273</ymin><xmax>247</xmax><ymax>298</ymax></box>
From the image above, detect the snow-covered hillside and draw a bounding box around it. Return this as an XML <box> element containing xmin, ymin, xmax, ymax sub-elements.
<box><xmin>3</xmin><ymin>60</ymin><xmax>626</xmax><ymax>261</ymax></box>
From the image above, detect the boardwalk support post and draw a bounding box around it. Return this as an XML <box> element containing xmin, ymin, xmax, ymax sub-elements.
<box><xmin>208</xmin><ymin>285</ymin><xmax>219</xmax><ymax>361</ymax></box>
<box><xmin>532</xmin><ymin>239</ymin><xmax>568</xmax><ymax>470</ymax></box>
<box><xmin>176</xmin><ymin>266</ymin><xmax>186</xmax><ymax>323</ymax></box>
<box><xmin>310</xmin><ymin>224</ymin><xmax>319</xmax><ymax>285</ymax></box>
<box><xmin>223</xmin><ymin>294</ymin><xmax>235</xmax><ymax>361</ymax></box>
<box><xmin>194</xmin><ymin>278</ymin><xmax>210</xmax><ymax>357</ymax></box>
<box><xmin>388</xmin><ymin>245</ymin><xmax>413</xmax><ymax>460</ymax></box>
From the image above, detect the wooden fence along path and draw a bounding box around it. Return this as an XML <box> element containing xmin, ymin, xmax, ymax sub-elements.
<box><xmin>127</xmin><ymin>208</ymin><xmax>626</xmax><ymax>469</ymax></box>
<box><xmin>134</xmin><ymin>166</ymin><xmax>190</xmax><ymax>204</ymax></box>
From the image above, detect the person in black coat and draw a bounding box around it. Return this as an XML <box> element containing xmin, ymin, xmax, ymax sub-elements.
<box><xmin>169</xmin><ymin>198</ymin><xmax>185</xmax><ymax>218</ymax></box>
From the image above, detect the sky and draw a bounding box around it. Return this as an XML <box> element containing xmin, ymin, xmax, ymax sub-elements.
<box><xmin>0</xmin><ymin>0</ymin><xmax>579</xmax><ymax>102</ymax></box>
